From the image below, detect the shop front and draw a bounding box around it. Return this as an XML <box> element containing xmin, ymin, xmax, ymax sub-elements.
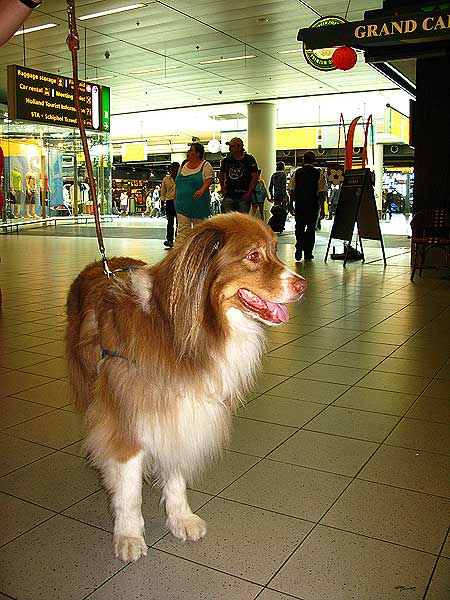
<box><xmin>0</xmin><ymin>65</ymin><xmax>112</xmax><ymax>222</ymax></box>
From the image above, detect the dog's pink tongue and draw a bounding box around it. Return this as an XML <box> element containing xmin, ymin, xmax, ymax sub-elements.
<box><xmin>266</xmin><ymin>300</ymin><xmax>289</xmax><ymax>323</ymax></box>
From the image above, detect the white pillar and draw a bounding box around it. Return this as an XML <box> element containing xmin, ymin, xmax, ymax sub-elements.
<box><xmin>247</xmin><ymin>102</ymin><xmax>276</xmax><ymax>222</ymax></box>
<box><xmin>374</xmin><ymin>143</ymin><xmax>384</xmax><ymax>214</ymax></box>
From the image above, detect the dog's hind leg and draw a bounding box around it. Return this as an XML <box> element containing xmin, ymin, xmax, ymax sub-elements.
<box><xmin>102</xmin><ymin>451</ymin><xmax>148</xmax><ymax>562</ymax></box>
<box><xmin>161</xmin><ymin>472</ymin><xmax>207</xmax><ymax>542</ymax></box>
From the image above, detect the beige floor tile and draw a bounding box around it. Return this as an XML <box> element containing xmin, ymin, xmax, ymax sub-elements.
<box><xmin>267</xmin><ymin>345</ymin><xmax>330</xmax><ymax>362</ymax></box>
<box><xmin>358</xmin><ymin>445</ymin><xmax>450</xmax><ymax>497</ymax></box>
<box><xmin>267</xmin><ymin>378</ymin><xmax>349</xmax><ymax>405</ymax></box>
<box><xmin>20</xmin><ymin>357</ymin><xmax>68</xmax><ymax>379</ymax></box>
<box><xmin>155</xmin><ymin>497</ymin><xmax>313</xmax><ymax>585</ymax></box>
<box><xmin>61</xmin><ymin>439</ymin><xmax>85</xmax><ymax>457</ymax></box>
<box><xmin>13</xmin><ymin>379</ymin><xmax>71</xmax><ymax>408</ymax></box>
<box><xmin>220</xmin><ymin>459</ymin><xmax>350</xmax><ymax>521</ymax></box>
<box><xmin>274</xmin><ymin>322</ymin><xmax>317</xmax><ymax>335</ymax></box>
<box><xmin>30</xmin><ymin>340</ymin><xmax>66</xmax><ymax>357</ymax></box>
<box><xmin>252</xmin><ymin>372</ymin><xmax>288</xmax><ymax>395</ymax></box>
<box><xmin>192</xmin><ymin>449</ymin><xmax>260</xmax><ymax>495</ymax></box>
<box><xmin>442</xmin><ymin>532</ymin><xmax>450</xmax><ymax>558</ymax></box>
<box><xmin>0</xmin><ymin>433</ymin><xmax>53</xmax><ymax>477</ymax></box>
<box><xmin>289</xmin><ymin>335</ymin><xmax>344</xmax><ymax>350</ymax></box>
<box><xmin>64</xmin><ymin>486</ymin><xmax>211</xmax><ymax>544</ymax></box>
<box><xmin>30</xmin><ymin>326</ymin><xmax>65</xmax><ymax>341</ymax></box>
<box><xmin>0</xmin><ymin>350</ymin><xmax>51</xmax><ymax>370</ymax></box>
<box><xmin>2</xmin><ymin>334</ymin><xmax>50</xmax><ymax>350</ymax></box>
<box><xmin>340</xmin><ymin>340</ymin><xmax>398</xmax><ymax>356</ymax></box>
<box><xmin>304</xmin><ymin>406</ymin><xmax>400</xmax><ymax>442</ymax></box>
<box><xmin>262</xmin><ymin>356</ymin><xmax>309</xmax><ymax>377</ymax></box>
<box><xmin>385</xmin><ymin>418</ymin><xmax>450</xmax><ymax>455</ymax></box>
<box><xmin>0</xmin><ymin>491</ymin><xmax>54</xmax><ymax>546</ymax></box>
<box><xmin>0</xmin><ymin>515</ymin><xmax>123</xmax><ymax>600</ymax></box>
<box><xmin>424</xmin><ymin>557</ymin><xmax>450</xmax><ymax>600</ymax></box>
<box><xmin>294</xmin><ymin>363</ymin><xmax>369</xmax><ymax>385</ymax></box>
<box><xmin>355</xmin><ymin>332</ymin><xmax>410</xmax><ymax>345</ymax></box>
<box><xmin>270</xmin><ymin>525</ymin><xmax>436</xmax><ymax>600</ymax></box>
<box><xmin>0</xmin><ymin>396</ymin><xmax>54</xmax><ymax>429</ymax></box>
<box><xmin>0</xmin><ymin>322</ymin><xmax>49</xmax><ymax>337</ymax></box>
<box><xmin>322</xmin><ymin>479</ymin><xmax>450</xmax><ymax>553</ymax></box>
<box><xmin>268</xmin><ymin>429</ymin><xmax>378</xmax><ymax>477</ymax></box>
<box><xmin>89</xmin><ymin>548</ymin><xmax>262</xmax><ymax>600</ymax></box>
<box><xmin>5</xmin><ymin>409</ymin><xmax>83</xmax><ymax>450</ymax></box>
<box><xmin>319</xmin><ymin>350</ymin><xmax>384</xmax><ymax>369</ymax></box>
<box><xmin>333</xmin><ymin>386</ymin><xmax>417</xmax><ymax>416</ymax></box>
<box><xmin>390</xmin><ymin>346</ymin><xmax>449</xmax><ymax>363</ymax></box>
<box><xmin>266</xmin><ymin>331</ymin><xmax>302</xmax><ymax>345</ymax></box>
<box><xmin>357</xmin><ymin>371</ymin><xmax>431</xmax><ymax>395</ymax></box>
<box><xmin>258</xmin><ymin>591</ymin><xmax>299</xmax><ymax>600</ymax></box>
<box><xmin>423</xmin><ymin>379</ymin><xmax>450</xmax><ymax>399</ymax></box>
<box><xmin>0</xmin><ymin>452</ymin><xmax>100</xmax><ymax>511</ymax></box>
<box><xmin>0</xmin><ymin>370</ymin><xmax>54</xmax><ymax>398</ymax></box>
<box><xmin>227</xmin><ymin>417</ymin><xmax>296</xmax><ymax>457</ymax></box>
<box><xmin>237</xmin><ymin>395</ymin><xmax>324</xmax><ymax>428</ymax></box>
<box><xmin>375</xmin><ymin>357</ymin><xmax>441</xmax><ymax>378</ymax></box>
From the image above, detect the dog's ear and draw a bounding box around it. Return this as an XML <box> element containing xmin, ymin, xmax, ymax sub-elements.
<box><xmin>166</xmin><ymin>224</ymin><xmax>224</xmax><ymax>359</ymax></box>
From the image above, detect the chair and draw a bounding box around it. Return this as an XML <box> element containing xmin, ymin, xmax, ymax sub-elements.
<box><xmin>410</xmin><ymin>209</ymin><xmax>450</xmax><ymax>281</ymax></box>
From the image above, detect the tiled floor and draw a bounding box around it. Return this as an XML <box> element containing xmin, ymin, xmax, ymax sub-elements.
<box><xmin>0</xmin><ymin>227</ymin><xmax>449</xmax><ymax>600</ymax></box>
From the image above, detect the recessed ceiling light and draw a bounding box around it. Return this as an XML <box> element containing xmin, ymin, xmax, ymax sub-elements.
<box><xmin>78</xmin><ymin>4</ymin><xmax>145</xmax><ymax>20</ymax></box>
<box><xmin>88</xmin><ymin>75</ymin><xmax>117</xmax><ymax>82</ymax></box>
<box><xmin>199</xmin><ymin>55</ymin><xmax>257</xmax><ymax>65</ymax></box>
<box><xmin>14</xmin><ymin>23</ymin><xmax>57</xmax><ymax>35</ymax></box>
<box><xmin>129</xmin><ymin>66</ymin><xmax>180</xmax><ymax>75</ymax></box>
<box><xmin>278</xmin><ymin>49</ymin><xmax>300</xmax><ymax>55</ymax></box>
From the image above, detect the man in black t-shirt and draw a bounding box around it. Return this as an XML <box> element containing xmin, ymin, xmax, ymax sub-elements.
<box><xmin>219</xmin><ymin>138</ymin><xmax>258</xmax><ymax>213</ymax></box>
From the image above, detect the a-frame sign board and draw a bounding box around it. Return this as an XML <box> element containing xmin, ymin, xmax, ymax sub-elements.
<box><xmin>324</xmin><ymin>168</ymin><xmax>387</xmax><ymax>267</ymax></box>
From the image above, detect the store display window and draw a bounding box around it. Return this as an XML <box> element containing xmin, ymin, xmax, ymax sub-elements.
<box><xmin>0</xmin><ymin>114</ymin><xmax>112</xmax><ymax>221</ymax></box>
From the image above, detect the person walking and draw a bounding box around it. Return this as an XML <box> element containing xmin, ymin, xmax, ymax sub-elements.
<box><xmin>250</xmin><ymin>170</ymin><xmax>270</xmax><ymax>220</ymax></box>
<box><xmin>219</xmin><ymin>137</ymin><xmax>258</xmax><ymax>213</ymax></box>
<box><xmin>269</xmin><ymin>162</ymin><xmax>287</xmax><ymax>205</ymax></box>
<box><xmin>289</xmin><ymin>151</ymin><xmax>327</xmax><ymax>261</ymax></box>
<box><xmin>174</xmin><ymin>143</ymin><xmax>213</xmax><ymax>244</ymax></box>
<box><xmin>160</xmin><ymin>162</ymin><xmax>180</xmax><ymax>248</ymax></box>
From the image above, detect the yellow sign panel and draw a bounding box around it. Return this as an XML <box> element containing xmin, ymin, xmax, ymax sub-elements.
<box><xmin>121</xmin><ymin>142</ymin><xmax>146</xmax><ymax>162</ymax></box>
<box><xmin>385</xmin><ymin>107</ymin><xmax>409</xmax><ymax>143</ymax></box>
<box><xmin>276</xmin><ymin>128</ymin><xmax>317</xmax><ymax>150</ymax></box>
<box><xmin>1</xmin><ymin>139</ymin><xmax>40</xmax><ymax>158</ymax></box>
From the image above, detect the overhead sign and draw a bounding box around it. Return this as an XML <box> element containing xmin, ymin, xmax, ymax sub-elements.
<box><xmin>303</xmin><ymin>16</ymin><xmax>346</xmax><ymax>71</ymax></box>
<box><xmin>7</xmin><ymin>65</ymin><xmax>109</xmax><ymax>131</ymax></box>
<box><xmin>298</xmin><ymin>7</ymin><xmax>450</xmax><ymax>50</ymax></box>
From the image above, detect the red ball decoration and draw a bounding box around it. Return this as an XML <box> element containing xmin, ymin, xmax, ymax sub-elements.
<box><xmin>332</xmin><ymin>46</ymin><xmax>357</xmax><ymax>71</ymax></box>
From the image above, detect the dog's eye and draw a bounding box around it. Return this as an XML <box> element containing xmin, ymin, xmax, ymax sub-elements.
<box><xmin>246</xmin><ymin>251</ymin><xmax>260</xmax><ymax>262</ymax></box>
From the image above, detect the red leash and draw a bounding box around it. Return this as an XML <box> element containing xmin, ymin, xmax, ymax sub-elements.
<box><xmin>66</xmin><ymin>0</ymin><xmax>114</xmax><ymax>277</ymax></box>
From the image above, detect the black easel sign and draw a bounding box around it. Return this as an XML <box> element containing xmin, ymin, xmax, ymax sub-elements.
<box><xmin>325</xmin><ymin>168</ymin><xmax>386</xmax><ymax>267</ymax></box>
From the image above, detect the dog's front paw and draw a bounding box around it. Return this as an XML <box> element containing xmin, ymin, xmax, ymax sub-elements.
<box><xmin>166</xmin><ymin>514</ymin><xmax>207</xmax><ymax>542</ymax></box>
<box><xmin>114</xmin><ymin>535</ymin><xmax>148</xmax><ymax>562</ymax></box>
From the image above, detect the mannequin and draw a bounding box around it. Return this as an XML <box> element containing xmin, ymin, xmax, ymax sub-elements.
<box><xmin>10</xmin><ymin>165</ymin><xmax>23</xmax><ymax>218</ymax></box>
<box><xmin>25</xmin><ymin>166</ymin><xmax>39</xmax><ymax>218</ymax></box>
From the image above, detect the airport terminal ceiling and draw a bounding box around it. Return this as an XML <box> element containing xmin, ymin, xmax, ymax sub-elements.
<box><xmin>0</xmin><ymin>0</ymin><xmax>407</xmax><ymax>119</ymax></box>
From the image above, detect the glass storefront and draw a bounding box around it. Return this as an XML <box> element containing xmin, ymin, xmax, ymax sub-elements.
<box><xmin>0</xmin><ymin>115</ymin><xmax>112</xmax><ymax>221</ymax></box>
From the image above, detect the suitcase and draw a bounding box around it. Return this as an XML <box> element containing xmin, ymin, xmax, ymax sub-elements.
<box><xmin>268</xmin><ymin>203</ymin><xmax>288</xmax><ymax>233</ymax></box>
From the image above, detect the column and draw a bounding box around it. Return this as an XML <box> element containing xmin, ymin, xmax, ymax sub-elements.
<box><xmin>374</xmin><ymin>143</ymin><xmax>384</xmax><ymax>215</ymax></box>
<box><xmin>414</xmin><ymin>56</ymin><xmax>450</xmax><ymax>213</ymax></box>
<box><xmin>247</xmin><ymin>102</ymin><xmax>276</xmax><ymax>222</ymax></box>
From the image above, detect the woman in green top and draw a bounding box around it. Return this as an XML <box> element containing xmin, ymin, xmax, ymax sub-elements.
<box><xmin>174</xmin><ymin>143</ymin><xmax>214</xmax><ymax>245</ymax></box>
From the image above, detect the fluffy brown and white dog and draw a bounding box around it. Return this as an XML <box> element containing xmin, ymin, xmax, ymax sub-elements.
<box><xmin>66</xmin><ymin>212</ymin><xmax>307</xmax><ymax>562</ymax></box>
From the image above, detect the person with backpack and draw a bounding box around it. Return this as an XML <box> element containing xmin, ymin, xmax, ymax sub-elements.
<box><xmin>269</xmin><ymin>162</ymin><xmax>287</xmax><ymax>205</ymax></box>
<box><xmin>250</xmin><ymin>170</ymin><xmax>270</xmax><ymax>220</ymax></box>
